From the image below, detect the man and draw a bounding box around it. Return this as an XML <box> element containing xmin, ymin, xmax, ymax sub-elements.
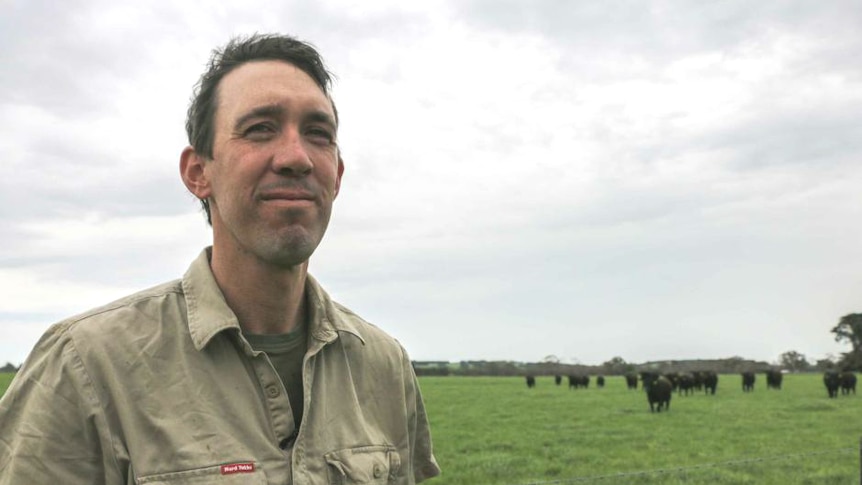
<box><xmin>0</xmin><ymin>34</ymin><xmax>440</xmax><ymax>484</ymax></box>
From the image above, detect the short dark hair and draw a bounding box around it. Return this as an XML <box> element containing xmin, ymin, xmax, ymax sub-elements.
<box><xmin>185</xmin><ymin>33</ymin><xmax>337</xmax><ymax>223</ymax></box>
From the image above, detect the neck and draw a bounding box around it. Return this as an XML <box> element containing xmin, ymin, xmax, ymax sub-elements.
<box><xmin>209</xmin><ymin>245</ymin><xmax>309</xmax><ymax>335</ymax></box>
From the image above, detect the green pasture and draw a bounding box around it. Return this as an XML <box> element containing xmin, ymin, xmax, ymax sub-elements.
<box><xmin>0</xmin><ymin>372</ymin><xmax>13</xmax><ymax>396</ymax></box>
<box><xmin>1</xmin><ymin>372</ymin><xmax>859</xmax><ymax>483</ymax></box>
<box><xmin>420</xmin><ymin>374</ymin><xmax>861</xmax><ymax>485</ymax></box>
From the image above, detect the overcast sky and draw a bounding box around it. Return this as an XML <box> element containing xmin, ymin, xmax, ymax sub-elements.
<box><xmin>2</xmin><ymin>0</ymin><xmax>860</xmax><ymax>366</ymax></box>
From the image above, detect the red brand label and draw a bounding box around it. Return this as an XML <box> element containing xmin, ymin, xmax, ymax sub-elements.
<box><xmin>221</xmin><ymin>462</ymin><xmax>255</xmax><ymax>475</ymax></box>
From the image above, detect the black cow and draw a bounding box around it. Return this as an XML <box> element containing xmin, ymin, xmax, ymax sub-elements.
<box><xmin>741</xmin><ymin>371</ymin><xmax>755</xmax><ymax>392</ymax></box>
<box><xmin>840</xmin><ymin>371</ymin><xmax>856</xmax><ymax>395</ymax></box>
<box><xmin>664</xmin><ymin>372</ymin><xmax>680</xmax><ymax>390</ymax></box>
<box><xmin>554</xmin><ymin>375</ymin><xmax>562</xmax><ymax>386</ymax></box>
<box><xmin>703</xmin><ymin>371</ymin><xmax>718</xmax><ymax>395</ymax></box>
<box><xmin>692</xmin><ymin>371</ymin><xmax>705</xmax><ymax>391</ymax></box>
<box><xmin>625</xmin><ymin>373</ymin><xmax>638</xmax><ymax>390</ymax></box>
<box><xmin>824</xmin><ymin>371</ymin><xmax>840</xmax><ymax>398</ymax></box>
<box><xmin>677</xmin><ymin>372</ymin><xmax>694</xmax><ymax>396</ymax></box>
<box><xmin>642</xmin><ymin>374</ymin><xmax>672</xmax><ymax>412</ymax></box>
<box><xmin>640</xmin><ymin>371</ymin><xmax>657</xmax><ymax>389</ymax></box>
<box><xmin>765</xmin><ymin>370</ymin><xmax>783</xmax><ymax>390</ymax></box>
<box><xmin>525</xmin><ymin>375</ymin><xmax>536</xmax><ymax>388</ymax></box>
<box><xmin>596</xmin><ymin>376</ymin><xmax>605</xmax><ymax>388</ymax></box>
<box><xmin>568</xmin><ymin>374</ymin><xmax>589</xmax><ymax>389</ymax></box>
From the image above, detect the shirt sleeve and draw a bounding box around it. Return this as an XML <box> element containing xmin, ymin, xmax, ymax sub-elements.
<box><xmin>0</xmin><ymin>323</ymin><xmax>126</xmax><ymax>485</ymax></box>
<box><xmin>401</xmin><ymin>346</ymin><xmax>441</xmax><ymax>483</ymax></box>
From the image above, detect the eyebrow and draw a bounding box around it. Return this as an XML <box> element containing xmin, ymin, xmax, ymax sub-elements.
<box><xmin>304</xmin><ymin>110</ymin><xmax>338</xmax><ymax>130</ymax></box>
<box><xmin>233</xmin><ymin>104</ymin><xmax>284</xmax><ymax>132</ymax></box>
<box><xmin>233</xmin><ymin>104</ymin><xmax>337</xmax><ymax>132</ymax></box>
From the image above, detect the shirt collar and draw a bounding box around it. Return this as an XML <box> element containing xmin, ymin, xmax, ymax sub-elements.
<box><xmin>183</xmin><ymin>247</ymin><xmax>366</xmax><ymax>350</ymax></box>
<box><xmin>304</xmin><ymin>272</ymin><xmax>366</xmax><ymax>346</ymax></box>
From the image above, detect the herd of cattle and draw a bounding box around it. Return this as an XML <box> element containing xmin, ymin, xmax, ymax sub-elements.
<box><xmin>525</xmin><ymin>369</ymin><xmax>857</xmax><ymax>412</ymax></box>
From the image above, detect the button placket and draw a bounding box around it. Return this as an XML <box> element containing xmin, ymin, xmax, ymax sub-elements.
<box><xmin>250</xmin><ymin>353</ymin><xmax>293</xmax><ymax>451</ymax></box>
<box><xmin>266</xmin><ymin>384</ymin><xmax>281</xmax><ymax>398</ymax></box>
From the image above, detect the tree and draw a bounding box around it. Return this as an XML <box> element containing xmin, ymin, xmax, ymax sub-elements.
<box><xmin>832</xmin><ymin>313</ymin><xmax>862</xmax><ymax>352</ymax></box>
<box><xmin>0</xmin><ymin>362</ymin><xmax>17</xmax><ymax>372</ymax></box>
<box><xmin>778</xmin><ymin>351</ymin><xmax>810</xmax><ymax>372</ymax></box>
<box><xmin>539</xmin><ymin>355</ymin><xmax>564</xmax><ymax>375</ymax></box>
<box><xmin>602</xmin><ymin>356</ymin><xmax>632</xmax><ymax>374</ymax></box>
<box><xmin>838</xmin><ymin>352</ymin><xmax>862</xmax><ymax>371</ymax></box>
<box><xmin>725</xmin><ymin>356</ymin><xmax>747</xmax><ymax>372</ymax></box>
<box><xmin>832</xmin><ymin>313</ymin><xmax>862</xmax><ymax>371</ymax></box>
<box><xmin>815</xmin><ymin>355</ymin><xmax>838</xmax><ymax>371</ymax></box>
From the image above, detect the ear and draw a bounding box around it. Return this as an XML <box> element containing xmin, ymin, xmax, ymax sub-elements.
<box><xmin>333</xmin><ymin>153</ymin><xmax>345</xmax><ymax>198</ymax></box>
<box><xmin>180</xmin><ymin>146</ymin><xmax>212</xmax><ymax>200</ymax></box>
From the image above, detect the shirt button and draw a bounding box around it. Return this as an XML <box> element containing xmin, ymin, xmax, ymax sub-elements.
<box><xmin>266</xmin><ymin>385</ymin><xmax>280</xmax><ymax>398</ymax></box>
<box><xmin>373</xmin><ymin>464</ymin><xmax>383</xmax><ymax>478</ymax></box>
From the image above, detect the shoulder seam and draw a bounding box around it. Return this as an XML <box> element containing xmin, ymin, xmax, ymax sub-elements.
<box><xmin>63</xmin><ymin>283</ymin><xmax>183</xmax><ymax>327</ymax></box>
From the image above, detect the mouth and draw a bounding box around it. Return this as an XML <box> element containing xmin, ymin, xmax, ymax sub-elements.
<box><xmin>258</xmin><ymin>188</ymin><xmax>317</xmax><ymax>203</ymax></box>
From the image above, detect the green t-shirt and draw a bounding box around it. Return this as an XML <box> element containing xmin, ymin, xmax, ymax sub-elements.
<box><xmin>244</xmin><ymin>324</ymin><xmax>308</xmax><ymax>433</ymax></box>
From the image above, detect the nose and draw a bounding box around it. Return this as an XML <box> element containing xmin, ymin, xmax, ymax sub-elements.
<box><xmin>271</xmin><ymin>127</ymin><xmax>313</xmax><ymax>176</ymax></box>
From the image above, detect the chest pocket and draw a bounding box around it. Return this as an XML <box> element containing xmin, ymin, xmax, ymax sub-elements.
<box><xmin>325</xmin><ymin>445</ymin><xmax>402</xmax><ymax>484</ymax></box>
<box><xmin>136</xmin><ymin>462</ymin><xmax>267</xmax><ymax>485</ymax></box>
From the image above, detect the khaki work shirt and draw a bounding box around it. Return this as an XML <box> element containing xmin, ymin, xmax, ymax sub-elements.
<box><xmin>0</xmin><ymin>249</ymin><xmax>440</xmax><ymax>484</ymax></box>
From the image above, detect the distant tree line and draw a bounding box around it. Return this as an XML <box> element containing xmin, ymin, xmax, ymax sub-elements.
<box><xmin>1</xmin><ymin>362</ymin><xmax>18</xmax><ymax>373</ymax></box>
<box><xmin>413</xmin><ymin>313</ymin><xmax>862</xmax><ymax>377</ymax></box>
<box><xmin>412</xmin><ymin>357</ymin><xmax>778</xmax><ymax>377</ymax></box>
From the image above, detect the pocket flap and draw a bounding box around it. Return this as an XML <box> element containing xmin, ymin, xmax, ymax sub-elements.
<box><xmin>325</xmin><ymin>445</ymin><xmax>401</xmax><ymax>483</ymax></box>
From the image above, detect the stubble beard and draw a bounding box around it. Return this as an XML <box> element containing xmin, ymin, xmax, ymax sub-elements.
<box><xmin>252</xmin><ymin>208</ymin><xmax>333</xmax><ymax>269</ymax></box>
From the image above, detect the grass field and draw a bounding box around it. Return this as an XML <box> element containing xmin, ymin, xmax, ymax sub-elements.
<box><xmin>0</xmin><ymin>372</ymin><xmax>13</xmax><ymax>396</ymax></box>
<box><xmin>1</xmin><ymin>372</ymin><xmax>859</xmax><ymax>483</ymax></box>
<box><xmin>420</xmin><ymin>374</ymin><xmax>861</xmax><ymax>484</ymax></box>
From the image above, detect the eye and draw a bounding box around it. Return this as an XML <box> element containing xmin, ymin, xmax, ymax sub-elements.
<box><xmin>306</xmin><ymin>127</ymin><xmax>335</xmax><ymax>145</ymax></box>
<box><xmin>243</xmin><ymin>122</ymin><xmax>277</xmax><ymax>140</ymax></box>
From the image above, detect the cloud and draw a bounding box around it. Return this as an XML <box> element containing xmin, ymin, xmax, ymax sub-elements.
<box><xmin>1</xmin><ymin>0</ymin><xmax>859</xmax><ymax>366</ymax></box>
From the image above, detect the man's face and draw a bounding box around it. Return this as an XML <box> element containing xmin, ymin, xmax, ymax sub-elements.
<box><xmin>201</xmin><ymin>60</ymin><xmax>343</xmax><ymax>268</ymax></box>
